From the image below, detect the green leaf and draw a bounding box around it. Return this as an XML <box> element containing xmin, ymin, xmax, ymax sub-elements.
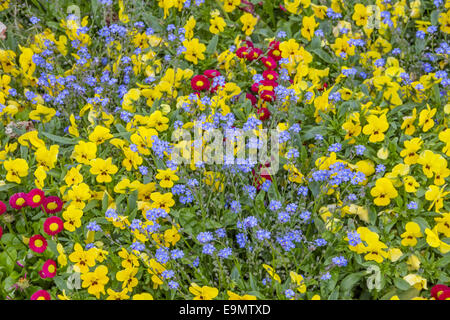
<box><xmin>311</xmin><ymin>49</ymin><xmax>334</xmax><ymax>64</ymax></box>
<box><xmin>341</xmin><ymin>272</ymin><xmax>365</xmax><ymax>292</ymax></box>
<box><xmin>436</xmin><ymin>254</ymin><xmax>450</xmax><ymax>268</ymax></box>
<box><xmin>394</xmin><ymin>278</ymin><xmax>411</xmax><ymax>291</ymax></box>
<box><xmin>41</xmin><ymin>132</ymin><xmax>78</xmax><ymax>145</ymax></box>
<box><xmin>0</xmin><ymin>184</ymin><xmax>16</xmax><ymax>192</ymax></box>
<box><xmin>206</xmin><ymin>35</ymin><xmax>218</xmax><ymax>55</ymax></box>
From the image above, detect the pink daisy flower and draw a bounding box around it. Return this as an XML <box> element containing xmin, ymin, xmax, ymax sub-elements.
<box><xmin>43</xmin><ymin>216</ymin><xmax>64</xmax><ymax>236</ymax></box>
<box><xmin>30</xmin><ymin>289</ymin><xmax>51</xmax><ymax>300</ymax></box>
<box><xmin>29</xmin><ymin>235</ymin><xmax>47</xmax><ymax>254</ymax></box>
<box><xmin>0</xmin><ymin>200</ymin><xmax>6</xmax><ymax>215</ymax></box>
<box><xmin>9</xmin><ymin>192</ymin><xmax>28</xmax><ymax>210</ymax></box>
<box><xmin>40</xmin><ymin>259</ymin><xmax>57</xmax><ymax>279</ymax></box>
<box><xmin>25</xmin><ymin>188</ymin><xmax>45</xmax><ymax>208</ymax></box>
<box><xmin>41</xmin><ymin>196</ymin><xmax>63</xmax><ymax>214</ymax></box>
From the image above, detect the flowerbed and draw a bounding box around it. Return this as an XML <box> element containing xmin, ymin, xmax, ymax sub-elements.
<box><xmin>0</xmin><ymin>0</ymin><xmax>449</xmax><ymax>300</ymax></box>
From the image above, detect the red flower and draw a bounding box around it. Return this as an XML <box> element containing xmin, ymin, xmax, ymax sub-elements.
<box><xmin>236</xmin><ymin>47</ymin><xmax>250</xmax><ymax>59</ymax></box>
<box><xmin>29</xmin><ymin>235</ymin><xmax>48</xmax><ymax>254</ymax></box>
<box><xmin>318</xmin><ymin>82</ymin><xmax>328</xmax><ymax>92</ymax></box>
<box><xmin>191</xmin><ymin>75</ymin><xmax>210</xmax><ymax>91</ymax></box>
<box><xmin>41</xmin><ymin>196</ymin><xmax>63</xmax><ymax>214</ymax></box>
<box><xmin>260</xmin><ymin>90</ymin><xmax>275</xmax><ymax>102</ymax></box>
<box><xmin>261</xmin><ymin>56</ymin><xmax>277</xmax><ymax>69</ymax></box>
<box><xmin>30</xmin><ymin>289</ymin><xmax>51</xmax><ymax>300</ymax></box>
<box><xmin>43</xmin><ymin>216</ymin><xmax>64</xmax><ymax>236</ymax></box>
<box><xmin>245</xmin><ymin>93</ymin><xmax>258</xmax><ymax>106</ymax></box>
<box><xmin>257</xmin><ymin>107</ymin><xmax>271</xmax><ymax>121</ymax></box>
<box><xmin>263</xmin><ymin>70</ymin><xmax>279</xmax><ymax>81</ymax></box>
<box><xmin>438</xmin><ymin>290</ymin><xmax>450</xmax><ymax>300</ymax></box>
<box><xmin>268</xmin><ymin>41</ymin><xmax>282</xmax><ymax>61</ymax></box>
<box><xmin>0</xmin><ymin>225</ymin><xmax>3</xmax><ymax>241</ymax></box>
<box><xmin>0</xmin><ymin>200</ymin><xmax>6</xmax><ymax>215</ymax></box>
<box><xmin>260</xmin><ymin>79</ymin><xmax>278</xmax><ymax>89</ymax></box>
<box><xmin>251</xmin><ymin>82</ymin><xmax>261</xmax><ymax>93</ymax></box>
<box><xmin>247</xmin><ymin>47</ymin><xmax>263</xmax><ymax>61</ymax></box>
<box><xmin>251</xmin><ymin>164</ymin><xmax>273</xmax><ymax>190</ymax></box>
<box><xmin>431</xmin><ymin>284</ymin><xmax>450</xmax><ymax>299</ymax></box>
<box><xmin>26</xmin><ymin>188</ymin><xmax>45</xmax><ymax>208</ymax></box>
<box><xmin>203</xmin><ymin>69</ymin><xmax>220</xmax><ymax>78</ymax></box>
<box><xmin>9</xmin><ymin>192</ymin><xmax>28</xmax><ymax>210</ymax></box>
<box><xmin>40</xmin><ymin>259</ymin><xmax>57</xmax><ymax>279</ymax></box>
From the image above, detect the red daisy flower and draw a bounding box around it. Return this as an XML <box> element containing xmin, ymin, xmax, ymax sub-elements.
<box><xmin>30</xmin><ymin>289</ymin><xmax>51</xmax><ymax>300</ymax></box>
<box><xmin>431</xmin><ymin>284</ymin><xmax>450</xmax><ymax>299</ymax></box>
<box><xmin>25</xmin><ymin>188</ymin><xmax>45</xmax><ymax>208</ymax></box>
<box><xmin>191</xmin><ymin>75</ymin><xmax>210</xmax><ymax>91</ymax></box>
<box><xmin>268</xmin><ymin>42</ymin><xmax>282</xmax><ymax>61</ymax></box>
<box><xmin>29</xmin><ymin>235</ymin><xmax>48</xmax><ymax>254</ymax></box>
<box><xmin>236</xmin><ymin>47</ymin><xmax>250</xmax><ymax>59</ymax></box>
<box><xmin>40</xmin><ymin>259</ymin><xmax>57</xmax><ymax>279</ymax></box>
<box><xmin>251</xmin><ymin>82</ymin><xmax>261</xmax><ymax>93</ymax></box>
<box><xmin>262</xmin><ymin>70</ymin><xmax>279</xmax><ymax>81</ymax></box>
<box><xmin>245</xmin><ymin>93</ymin><xmax>258</xmax><ymax>106</ymax></box>
<box><xmin>0</xmin><ymin>200</ymin><xmax>6</xmax><ymax>215</ymax></box>
<box><xmin>203</xmin><ymin>69</ymin><xmax>220</xmax><ymax>78</ymax></box>
<box><xmin>41</xmin><ymin>196</ymin><xmax>63</xmax><ymax>214</ymax></box>
<box><xmin>257</xmin><ymin>107</ymin><xmax>271</xmax><ymax>121</ymax></box>
<box><xmin>43</xmin><ymin>216</ymin><xmax>64</xmax><ymax>236</ymax></box>
<box><xmin>261</xmin><ymin>56</ymin><xmax>277</xmax><ymax>69</ymax></box>
<box><xmin>260</xmin><ymin>90</ymin><xmax>275</xmax><ymax>102</ymax></box>
<box><xmin>9</xmin><ymin>192</ymin><xmax>28</xmax><ymax>210</ymax></box>
<box><xmin>247</xmin><ymin>48</ymin><xmax>263</xmax><ymax>61</ymax></box>
<box><xmin>438</xmin><ymin>290</ymin><xmax>450</xmax><ymax>300</ymax></box>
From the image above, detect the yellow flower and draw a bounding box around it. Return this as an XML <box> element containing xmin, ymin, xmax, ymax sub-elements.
<box><xmin>262</xmin><ymin>264</ymin><xmax>281</xmax><ymax>282</ymax></box>
<box><xmin>81</xmin><ymin>265</ymin><xmax>109</xmax><ymax>298</ymax></box>
<box><xmin>72</xmin><ymin>141</ymin><xmax>97</xmax><ymax>165</ymax></box>
<box><xmin>29</xmin><ymin>105</ymin><xmax>56</xmax><ymax>123</ymax></box>
<box><xmin>400</xmin><ymin>222</ymin><xmax>423</xmax><ymax>247</ymax></box>
<box><xmin>210</xmin><ymin>16</ymin><xmax>226</xmax><ymax>34</ymax></box>
<box><xmin>388</xmin><ymin>248</ymin><xmax>403</xmax><ymax>262</ymax></box>
<box><xmin>88</xmin><ymin>125</ymin><xmax>113</xmax><ymax>145</ymax></box>
<box><xmin>69</xmin><ymin>243</ymin><xmax>97</xmax><ymax>274</ymax></box>
<box><xmin>370</xmin><ymin>178</ymin><xmax>398</xmax><ymax>206</ymax></box>
<box><xmin>301</xmin><ymin>15</ymin><xmax>318</xmax><ymax>41</ymax></box>
<box><xmin>425</xmin><ymin>185</ymin><xmax>448</xmax><ymax>212</ymax></box>
<box><xmin>290</xmin><ymin>271</ymin><xmax>306</xmax><ymax>293</ymax></box>
<box><xmin>3</xmin><ymin>158</ymin><xmax>29</xmax><ymax>184</ymax></box>
<box><xmin>403</xmin><ymin>274</ymin><xmax>427</xmax><ymax>291</ymax></box>
<box><xmin>189</xmin><ymin>283</ymin><xmax>219</xmax><ymax>300</ymax></box>
<box><xmin>434</xmin><ymin>212</ymin><xmax>450</xmax><ymax>237</ymax></box>
<box><xmin>227</xmin><ymin>291</ymin><xmax>257</xmax><ymax>300</ymax></box>
<box><xmin>223</xmin><ymin>0</ymin><xmax>240</xmax><ymax>13</ymax></box>
<box><xmin>150</xmin><ymin>192</ymin><xmax>175</xmax><ymax>212</ymax></box>
<box><xmin>89</xmin><ymin>157</ymin><xmax>118</xmax><ymax>183</ymax></box>
<box><xmin>403</xmin><ymin>176</ymin><xmax>419</xmax><ymax>193</ymax></box>
<box><xmin>406</xmin><ymin>255</ymin><xmax>421</xmax><ymax>271</ymax></box>
<box><xmin>67</xmin><ymin>183</ymin><xmax>91</xmax><ymax>209</ymax></box>
<box><xmin>400</xmin><ymin>138</ymin><xmax>423</xmax><ymax>165</ymax></box>
<box><xmin>106</xmin><ymin>288</ymin><xmax>130</xmax><ymax>300</ymax></box>
<box><xmin>62</xmin><ymin>205</ymin><xmax>83</xmax><ymax>232</ymax></box>
<box><xmin>418</xmin><ymin>105</ymin><xmax>437</xmax><ymax>132</ymax></box>
<box><xmin>425</xmin><ymin>228</ymin><xmax>450</xmax><ymax>254</ymax></box>
<box><xmin>119</xmin><ymin>248</ymin><xmax>140</xmax><ymax>269</ymax></box>
<box><xmin>182</xmin><ymin>38</ymin><xmax>206</xmax><ymax>65</ymax></box>
<box><xmin>133</xmin><ymin>293</ymin><xmax>154</xmax><ymax>300</ymax></box>
<box><xmin>156</xmin><ymin>168</ymin><xmax>179</xmax><ymax>188</ymax></box>
<box><xmin>352</xmin><ymin>4</ymin><xmax>370</xmax><ymax>26</ymax></box>
<box><xmin>158</xmin><ymin>0</ymin><xmax>175</xmax><ymax>19</ymax></box>
<box><xmin>116</xmin><ymin>267</ymin><xmax>139</xmax><ymax>292</ymax></box>
<box><xmin>240</xmin><ymin>13</ymin><xmax>257</xmax><ymax>36</ymax></box>
<box><xmin>57</xmin><ymin>243</ymin><xmax>67</xmax><ymax>267</ymax></box>
<box><xmin>362</xmin><ymin>114</ymin><xmax>389</xmax><ymax>143</ymax></box>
